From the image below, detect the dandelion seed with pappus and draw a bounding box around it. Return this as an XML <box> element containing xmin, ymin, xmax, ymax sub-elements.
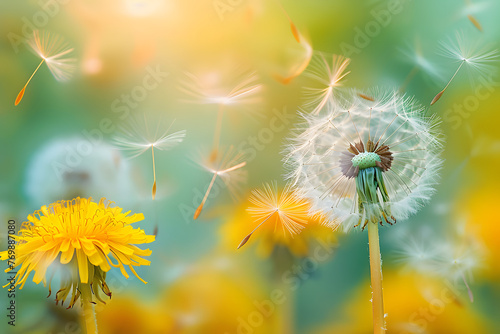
<box><xmin>114</xmin><ymin>114</ymin><xmax>186</xmax><ymax>200</ymax></box>
<box><xmin>303</xmin><ymin>53</ymin><xmax>351</xmax><ymax>115</ymax></box>
<box><xmin>193</xmin><ymin>146</ymin><xmax>247</xmax><ymax>220</ymax></box>
<box><xmin>237</xmin><ymin>181</ymin><xmax>310</xmax><ymax>249</ymax></box>
<box><xmin>15</xmin><ymin>30</ymin><xmax>76</xmax><ymax>106</ymax></box>
<box><xmin>179</xmin><ymin>70</ymin><xmax>261</xmax><ymax>155</ymax></box>
<box><xmin>0</xmin><ymin>197</ymin><xmax>155</xmax><ymax>334</ymax></box>
<box><xmin>431</xmin><ymin>31</ymin><xmax>498</xmax><ymax>105</ymax></box>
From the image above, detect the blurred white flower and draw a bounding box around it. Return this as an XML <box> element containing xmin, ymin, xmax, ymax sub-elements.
<box><xmin>285</xmin><ymin>89</ymin><xmax>443</xmax><ymax>231</ymax></box>
<box><xmin>25</xmin><ymin>137</ymin><xmax>137</xmax><ymax>207</ymax></box>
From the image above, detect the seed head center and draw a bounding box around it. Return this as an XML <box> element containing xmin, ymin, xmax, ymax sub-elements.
<box><xmin>351</xmin><ymin>152</ymin><xmax>381</xmax><ymax>170</ymax></box>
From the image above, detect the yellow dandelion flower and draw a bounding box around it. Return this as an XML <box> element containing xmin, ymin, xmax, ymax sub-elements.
<box><xmin>0</xmin><ymin>197</ymin><xmax>154</xmax><ymax>333</ymax></box>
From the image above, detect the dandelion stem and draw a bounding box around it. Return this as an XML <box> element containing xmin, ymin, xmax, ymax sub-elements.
<box><xmin>15</xmin><ymin>59</ymin><xmax>45</xmax><ymax>106</ymax></box>
<box><xmin>278</xmin><ymin>279</ymin><xmax>294</xmax><ymax>334</ymax></box>
<box><xmin>368</xmin><ymin>222</ymin><xmax>386</xmax><ymax>334</ymax></box>
<box><xmin>151</xmin><ymin>145</ymin><xmax>157</xmax><ymax>200</ymax></box>
<box><xmin>81</xmin><ymin>283</ymin><xmax>98</xmax><ymax>334</ymax></box>
<box><xmin>194</xmin><ymin>172</ymin><xmax>218</xmax><ymax>219</ymax></box>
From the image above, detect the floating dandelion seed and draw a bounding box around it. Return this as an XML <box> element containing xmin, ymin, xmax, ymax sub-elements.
<box><xmin>463</xmin><ymin>0</ymin><xmax>491</xmax><ymax>31</ymax></box>
<box><xmin>273</xmin><ymin>1</ymin><xmax>314</xmax><ymax>84</ymax></box>
<box><xmin>194</xmin><ymin>146</ymin><xmax>247</xmax><ymax>220</ymax></box>
<box><xmin>15</xmin><ymin>30</ymin><xmax>76</xmax><ymax>106</ymax></box>
<box><xmin>237</xmin><ymin>182</ymin><xmax>309</xmax><ymax>249</ymax></box>
<box><xmin>303</xmin><ymin>54</ymin><xmax>351</xmax><ymax>114</ymax></box>
<box><xmin>275</xmin><ymin>37</ymin><xmax>313</xmax><ymax>85</ymax></box>
<box><xmin>285</xmin><ymin>89</ymin><xmax>442</xmax><ymax>334</ymax></box>
<box><xmin>398</xmin><ymin>37</ymin><xmax>443</xmax><ymax>91</ymax></box>
<box><xmin>467</xmin><ymin>14</ymin><xmax>483</xmax><ymax>31</ymax></box>
<box><xmin>114</xmin><ymin>114</ymin><xmax>186</xmax><ymax>200</ymax></box>
<box><xmin>0</xmin><ymin>197</ymin><xmax>155</xmax><ymax>334</ymax></box>
<box><xmin>395</xmin><ymin>222</ymin><xmax>482</xmax><ymax>303</ymax></box>
<box><xmin>179</xmin><ymin>70</ymin><xmax>261</xmax><ymax>107</ymax></box>
<box><xmin>431</xmin><ymin>31</ymin><xmax>498</xmax><ymax>105</ymax></box>
<box><xmin>179</xmin><ymin>70</ymin><xmax>261</xmax><ymax>154</ymax></box>
<box><xmin>276</xmin><ymin>0</ymin><xmax>301</xmax><ymax>43</ymax></box>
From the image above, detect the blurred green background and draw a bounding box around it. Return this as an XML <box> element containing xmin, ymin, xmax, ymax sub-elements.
<box><xmin>1</xmin><ymin>0</ymin><xmax>499</xmax><ymax>333</ymax></box>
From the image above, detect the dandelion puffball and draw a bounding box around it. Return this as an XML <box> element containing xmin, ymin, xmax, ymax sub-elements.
<box><xmin>25</xmin><ymin>137</ymin><xmax>137</xmax><ymax>208</ymax></box>
<box><xmin>285</xmin><ymin>90</ymin><xmax>443</xmax><ymax>232</ymax></box>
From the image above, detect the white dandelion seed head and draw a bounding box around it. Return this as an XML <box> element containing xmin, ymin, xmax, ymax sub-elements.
<box><xmin>284</xmin><ymin>89</ymin><xmax>443</xmax><ymax>232</ymax></box>
<box><xmin>440</xmin><ymin>31</ymin><xmax>498</xmax><ymax>82</ymax></box>
<box><xmin>24</xmin><ymin>137</ymin><xmax>137</xmax><ymax>208</ymax></box>
<box><xmin>28</xmin><ymin>31</ymin><xmax>76</xmax><ymax>82</ymax></box>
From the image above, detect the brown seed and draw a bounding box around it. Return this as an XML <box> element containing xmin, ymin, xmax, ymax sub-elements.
<box><xmin>15</xmin><ymin>87</ymin><xmax>25</xmax><ymax>106</ymax></box>
<box><xmin>430</xmin><ymin>90</ymin><xmax>445</xmax><ymax>105</ymax></box>
<box><xmin>358</xmin><ymin>93</ymin><xmax>375</xmax><ymax>102</ymax></box>
<box><xmin>467</xmin><ymin>15</ymin><xmax>483</xmax><ymax>32</ymax></box>
<box><xmin>237</xmin><ymin>233</ymin><xmax>253</xmax><ymax>249</ymax></box>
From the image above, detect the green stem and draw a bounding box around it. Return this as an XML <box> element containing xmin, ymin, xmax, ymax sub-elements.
<box><xmin>368</xmin><ymin>222</ymin><xmax>386</xmax><ymax>334</ymax></box>
<box><xmin>81</xmin><ymin>284</ymin><xmax>98</xmax><ymax>334</ymax></box>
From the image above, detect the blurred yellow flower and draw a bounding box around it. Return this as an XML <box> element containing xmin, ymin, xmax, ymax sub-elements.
<box><xmin>97</xmin><ymin>295</ymin><xmax>173</xmax><ymax>334</ymax></box>
<box><xmin>1</xmin><ymin>197</ymin><xmax>155</xmax><ymax>308</ymax></box>
<box><xmin>315</xmin><ymin>271</ymin><xmax>492</xmax><ymax>334</ymax></box>
<box><xmin>160</xmin><ymin>258</ymin><xmax>275</xmax><ymax>334</ymax></box>
<box><xmin>459</xmin><ymin>186</ymin><xmax>500</xmax><ymax>279</ymax></box>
